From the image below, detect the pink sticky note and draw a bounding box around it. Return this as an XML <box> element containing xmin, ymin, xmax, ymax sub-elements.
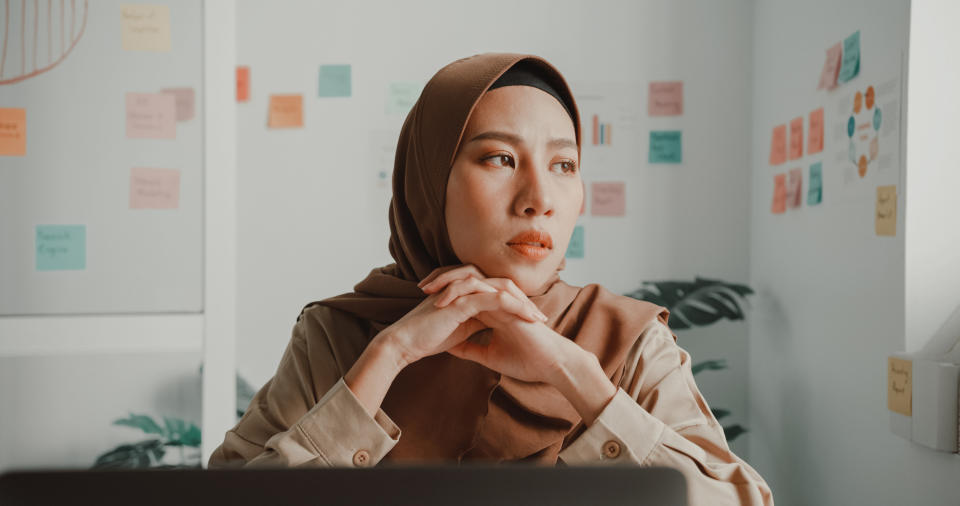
<box><xmin>591</xmin><ymin>182</ymin><xmax>626</xmax><ymax>216</ymax></box>
<box><xmin>648</xmin><ymin>81</ymin><xmax>683</xmax><ymax>116</ymax></box>
<box><xmin>808</xmin><ymin>108</ymin><xmax>824</xmax><ymax>155</ymax></box>
<box><xmin>161</xmin><ymin>87</ymin><xmax>195</xmax><ymax>121</ymax></box>
<box><xmin>126</xmin><ymin>93</ymin><xmax>176</xmax><ymax>139</ymax></box>
<box><xmin>580</xmin><ymin>180</ymin><xmax>586</xmax><ymax>215</ymax></box>
<box><xmin>817</xmin><ymin>42</ymin><xmax>842</xmax><ymax>90</ymax></box>
<box><xmin>769</xmin><ymin>124</ymin><xmax>786</xmax><ymax>165</ymax></box>
<box><xmin>772</xmin><ymin>173</ymin><xmax>786</xmax><ymax>214</ymax></box>
<box><xmin>130</xmin><ymin>167</ymin><xmax>180</xmax><ymax>209</ymax></box>
<box><xmin>787</xmin><ymin>168</ymin><xmax>803</xmax><ymax>209</ymax></box>
<box><xmin>789</xmin><ymin>117</ymin><xmax>804</xmax><ymax>160</ymax></box>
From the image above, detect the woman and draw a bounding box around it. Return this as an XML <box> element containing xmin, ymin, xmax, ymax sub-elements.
<box><xmin>209</xmin><ymin>53</ymin><xmax>773</xmax><ymax>506</ymax></box>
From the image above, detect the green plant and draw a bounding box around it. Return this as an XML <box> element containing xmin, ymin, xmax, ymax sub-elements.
<box><xmin>625</xmin><ymin>276</ymin><xmax>754</xmax><ymax>442</ymax></box>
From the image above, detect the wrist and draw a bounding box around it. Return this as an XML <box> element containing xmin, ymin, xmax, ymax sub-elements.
<box><xmin>550</xmin><ymin>347</ymin><xmax>618</xmax><ymax>426</ymax></box>
<box><xmin>369</xmin><ymin>331</ymin><xmax>415</xmax><ymax>374</ymax></box>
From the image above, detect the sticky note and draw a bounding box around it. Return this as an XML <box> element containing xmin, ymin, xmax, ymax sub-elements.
<box><xmin>237</xmin><ymin>66</ymin><xmax>250</xmax><ymax>102</ymax></box>
<box><xmin>808</xmin><ymin>108</ymin><xmax>824</xmax><ymax>154</ymax></box>
<box><xmin>0</xmin><ymin>108</ymin><xmax>26</xmax><ymax>156</ymax></box>
<box><xmin>838</xmin><ymin>30</ymin><xmax>860</xmax><ymax>84</ymax></box>
<box><xmin>649</xmin><ymin>131</ymin><xmax>682</xmax><ymax>164</ymax></box>
<box><xmin>161</xmin><ymin>88</ymin><xmax>195</xmax><ymax>122</ymax></box>
<box><xmin>36</xmin><ymin>225</ymin><xmax>86</xmax><ymax>271</ymax></box>
<box><xmin>817</xmin><ymin>42</ymin><xmax>842</xmax><ymax>90</ymax></box>
<box><xmin>386</xmin><ymin>82</ymin><xmax>422</xmax><ymax>116</ymax></box>
<box><xmin>887</xmin><ymin>356</ymin><xmax>912</xmax><ymax>416</ymax></box>
<box><xmin>591</xmin><ymin>182</ymin><xmax>626</xmax><ymax>216</ymax></box>
<box><xmin>268</xmin><ymin>94</ymin><xmax>303</xmax><ymax>128</ymax></box>
<box><xmin>807</xmin><ymin>162</ymin><xmax>823</xmax><ymax>205</ymax></box>
<box><xmin>789</xmin><ymin>117</ymin><xmax>803</xmax><ymax>160</ymax></box>
<box><xmin>121</xmin><ymin>4</ymin><xmax>171</xmax><ymax>52</ymax></box>
<box><xmin>771</xmin><ymin>174</ymin><xmax>786</xmax><ymax>214</ymax></box>
<box><xmin>566</xmin><ymin>225</ymin><xmax>584</xmax><ymax>259</ymax></box>
<box><xmin>318</xmin><ymin>64</ymin><xmax>351</xmax><ymax>97</ymax></box>
<box><xmin>769</xmin><ymin>124</ymin><xmax>786</xmax><ymax>165</ymax></box>
<box><xmin>648</xmin><ymin>81</ymin><xmax>683</xmax><ymax>116</ymax></box>
<box><xmin>130</xmin><ymin>167</ymin><xmax>180</xmax><ymax>209</ymax></box>
<box><xmin>787</xmin><ymin>168</ymin><xmax>803</xmax><ymax>209</ymax></box>
<box><xmin>126</xmin><ymin>93</ymin><xmax>176</xmax><ymax>139</ymax></box>
<box><xmin>876</xmin><ymin>185</ymin><xmax>897</xmax><ymax>236</ymax></box>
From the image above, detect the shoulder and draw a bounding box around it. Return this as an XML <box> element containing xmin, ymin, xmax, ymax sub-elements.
<box><xmin>291</xmin><ymin>302</ymin><xmax>373</xmax><ymax>374</ymax></box>
<box><xmin>575</xmin><ymin>282</ymin><xmax>670</xmax><ymax>329</ymax></box>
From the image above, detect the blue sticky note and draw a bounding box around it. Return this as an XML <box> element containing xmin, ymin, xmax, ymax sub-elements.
<box><xmin>386</xmin><ymin>82</ymin><xmax>422</xmax><ymax>116</ymax></box>
<box><xmin>649</xmin><ymin>131</ymin><xmax>682</xmax><ymax>163</ymax></box>
<box><xmin>36</xmin><ymin>225</ymin><xmax>86</xmax><ymax>271</ymax></box>
<box><xmin>808</xmin><ymin>162</ymin><xmax>823</xmax><ymax>206</ymax></box>
<box><xmin>318</xmin><ymin>64</ymin><xmax>351</xmax><ymax>97</ymax></box>
<box><xmin>565</xmin><ymin>225</ymin><xmax>584</xmax><ymax>259</ymax></box>
<box><xmin>838</xmin><ymin>30</ymin><xmax>860</xmax><ymax>83</ymax></box>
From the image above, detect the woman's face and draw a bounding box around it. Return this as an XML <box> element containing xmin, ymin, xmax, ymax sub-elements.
<box><xmin>445</xmin><ymin>85</ymin><xmax>582</xmax><ymax>296</ymax></box>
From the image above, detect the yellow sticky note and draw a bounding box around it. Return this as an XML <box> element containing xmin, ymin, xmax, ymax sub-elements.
<box><xmin>887</xmin><ymin>357</ymin><xmax>912</xmax><ymax>416</ymax></box>
<box><xmin>0</xmin><ymin>108</ymin><xmax>26</xmax><ymax>156</ymax></box>
<box><xmin>268</xmin><ymin>94</ymin><xmax>303</xmax><ymax>128</ymax></box>
<box><xmin>121</xmin><ymin>4</ymin><xmax>171</xmax><ymax>52</ymax></box>
<box><xmin>876</xmin><ymin>185</ymin><xmax>897</xmax><ymax>236</ymax></box>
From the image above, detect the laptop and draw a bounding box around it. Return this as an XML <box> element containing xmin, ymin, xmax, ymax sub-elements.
<box><xmin>0</xmin><ymin>465</ymin><xmax>686</xmax><ymax>505</ymax></box>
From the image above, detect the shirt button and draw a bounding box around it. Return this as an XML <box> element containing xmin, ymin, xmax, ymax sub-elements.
<box><xmin>352</xmin><ymin>449</ymin><xmax>371</xmax><ymax>467</ymax></box>
<box><xmin>602</xmin><ymin>440</ymin><xmax>622</xmax><ymax>459</ymax></box>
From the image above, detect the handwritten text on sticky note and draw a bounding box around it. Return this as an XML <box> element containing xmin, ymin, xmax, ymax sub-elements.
<box><xmin>807</xmin><ymin>162</ymin><xmax>822</xmax><ymax>206</ymax></box>
<box><xmin>808</xmin><ymin>108</ymin><xmax>824</xmax><ymax>154</ymax></box>
<box><xmin>787</xmin><ymin>168</ymin><xmax>803</xmax><ymax>209</ymax></box>
<box><xmin>887</xmin><ymin>356</ymin><xmax>911</xmax><ymax>416</ymax></box>
<box><xmin>648</xmin><ymin>81</ymin><xmax>683</xmax><ymax>116</ymax></box>
<box><xmin>268</xmin><ymin>94</ymin><xmax>303</xmax><ymax>128</ymax></box>
<box><xmin>161</xmin><ymin>88</ymin><xmax>195</xmax><ymax>122</ymax></box>
<box><xmin>876</xmin><ymin>185</ymin><xmax>897</xmax><ymax>236</ymax></box>
<box><xmin>386</xmin><ymin>82</ymin><xmax>423</xmax><ymax>116</ymax></box>
<box><xmin>838</xmin><ymin>30</ymin><xmax>860</xmax><ymax>83</ymax></box>
<box><xmin>771</xmin><ymin>173</ymin><xmax>786</xmax><ymax>214</ymax></box>
<box><xmin>237</xmin><ymin>66</ymin><xmax>250</xmax><ymax>102</ymax></box>
<box><xmin>0</xmin><ymin>108</ymin><xmax>26</xmax><ymax>156</ymax></box>
<box><xmin>818</xmin><ymin>42</ymin><xmax>842</xmax><ymax>90</ymax></box>
<box><xmin>130</xmin><ymin>167</ymin><xmax>180</xmax><ymax>209</ymax></box>
<box><xmin>789</xmin><ymin>117</ymin><xmax>804</xmax><ymax>160</ymax></box>
<box><xmin>318</xmin><ymin>64</ymin><xmax>352</xmax><ymax>97</ymax></box>
<box><xmin>591</xmin><ymin>182</ymin><xmax>626</xmax><ymax>216</ymax></box>
<box><xmin>121</xmin><ymin>4</ymin><xmax>171</xmax><ymax>52</ymax></box>
<box><xmin>126</xmin><ymin>93</ymin><xmax>176</xmax><ymax>139</ymax></box>
<box><xmin>649</xmin><ymin>131</ymin><xmax>682</xmax><ymax>163</ymax></box>
<box><xmin>769</xmin><ymin>124</ymin><xmax>786</xmax><ymax>165</ymax></box>
<box><xmin>36</xmin><ymin>225</ymin><xmax>86</xmax><ymax>271</ymax></box>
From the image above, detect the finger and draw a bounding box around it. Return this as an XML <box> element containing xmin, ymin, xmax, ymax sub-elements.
<box><xmin>484</xmin><ymin>278</ymin><xmax>547</xmax><ymax>321</ymax></box>
<box><xmin>434</xmin><ymin>277</ymin><xmax>497</xmax><ymax>308</ymax></box>
<box><xmin>417</xmin><ymin>265</ymin><xmax>460</xmax><ymax>288</ymax></box>
<box><xmin>421</xmin><ymin>264</ymin><xmax>485</xmax><ymax>293</ymax></box>
<box><xmin>447</xmin><ymin>291</ymin><xmax>542</xmax><ymax>323</ymax></box>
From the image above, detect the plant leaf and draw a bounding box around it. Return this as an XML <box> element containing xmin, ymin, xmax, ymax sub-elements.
<box><xmin>92</xmin><ymin>439</ymin><xmax>165</xmax><ymax>469</ymax></box>
<box><xmin>625</xmin><ymin>278</ymin><xmax>753</xmax><ymax>330</ymax></box>
<box><xmin>112</xmin><ymin>414</ymin><xmax>164</xmax><ymax>436</ymax></box>
<box><xmin>692</xmin><ymin>359</ymin><xmax>727</xmax><ymax>375</ymax></box>
<box><xmin>711</xmin><ymin>408</ymin><xmax>732</xmax><ymax>420</ymax></box>
<box><xmin>723</xmin><ymin>424</ymin><xmax>748</xmax><ymax>442</ymax></box>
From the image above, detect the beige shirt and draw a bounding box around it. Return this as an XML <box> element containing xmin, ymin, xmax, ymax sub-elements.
<box><xmin>209</xmin><ymin>317</ymin><xmax>773</xmax><ymax>506</ymax></box>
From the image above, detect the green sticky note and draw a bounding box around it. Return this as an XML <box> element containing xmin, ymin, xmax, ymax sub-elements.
<box><xmin>386</xmin><ymin>82</ymin><xmax>422</xmax><ymax>116</ymax></box>
<box><xmin>318</xmin><ymin>64</ymin><xmax>351</xmax><ymax>97</ymax></box>
<box><xmin>838</xmin><ymin>30</ymin><xmax>860</xmax><ymax>83</ymax></box>
<box><xmin>808</xmin><ymin>162</ymin><xmax>823</xmax><ymax>205</ymax></box>
<box><xmin>36</xmin><ymin>225</ymin><xmax>86</xmax><ymax>271</ymax></box>
<box><xmin>649</xmin><ymin>130</ymin><xmax>682</xmax><ymax>163</ymax></box>
<box><xmin>565</xmin><ymin>225</ymin><xmax>584</xmax><ymax>259</ymax></box>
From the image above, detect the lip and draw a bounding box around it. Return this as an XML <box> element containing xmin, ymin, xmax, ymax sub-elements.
<box><xmin>506</xmin><ymin>229</ymin><xmax>553</xmax><ymax>261</ymax></box>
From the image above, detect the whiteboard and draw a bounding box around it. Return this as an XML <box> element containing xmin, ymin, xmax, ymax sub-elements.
<box><xmin>0</xmin><ymin>0</ymin><xmax>203</xmax><ymax>315</ymax></box>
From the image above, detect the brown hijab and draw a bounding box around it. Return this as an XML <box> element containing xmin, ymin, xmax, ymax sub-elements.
<box><xmin>302</xmin><ymin>53</ymin><xmax>668</xmax><ymax>464</ymax></box>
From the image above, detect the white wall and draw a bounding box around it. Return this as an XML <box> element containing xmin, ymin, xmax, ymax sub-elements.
<box><xmin>748</xmin><ymin>1</ymin><xmax>960</xmax><ymax>505</ymax></box>
<box><xmin>234</xmin><ymin>0</ymin><xmax>755</xmax><ymax>456</ymax></box>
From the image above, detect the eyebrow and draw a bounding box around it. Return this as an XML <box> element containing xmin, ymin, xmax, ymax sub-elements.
<box><xmin>466</xmin><ymin>131</ymin><xmax>577</xmax><ymax>152</ymax></box>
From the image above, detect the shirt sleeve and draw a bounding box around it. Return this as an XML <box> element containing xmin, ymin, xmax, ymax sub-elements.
<box><xmin>557</xmin><ymin>319</ymin><xmax>774</xmax><ymax>506</ymax></box>
<box><xmin>207</xmin><ymin>317</ymin><xmax>401</xmax><ymax>469</ymax></box>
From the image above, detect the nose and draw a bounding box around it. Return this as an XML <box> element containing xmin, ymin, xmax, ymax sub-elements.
<box><xmin>512</xmin><ymin>159</ymin><xmax>555</xmax><ymax>218</ymax></box>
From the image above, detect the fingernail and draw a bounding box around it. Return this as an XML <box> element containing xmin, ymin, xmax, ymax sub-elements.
<box><xmin>538</xmin><ymin>312</ymin><xmax>548</xmax><ymax>321</ymax></box>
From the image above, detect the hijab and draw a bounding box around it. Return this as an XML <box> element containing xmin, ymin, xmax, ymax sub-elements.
<box><xmin>300</xmin><ymin>53</ymin><xmax>669</xmax><ymax>463</ymax></box>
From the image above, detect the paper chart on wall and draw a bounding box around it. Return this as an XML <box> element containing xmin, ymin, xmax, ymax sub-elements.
<box><xmin>571</xmin><ymin>82</ymin><xmax>643</xmax><ymax>171</ymax></box>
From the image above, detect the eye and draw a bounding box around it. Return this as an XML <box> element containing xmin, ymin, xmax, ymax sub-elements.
<box><xmin>553</xmin><ymin>160</ymin><xmax>578</xmax><ymax>174</ymax></box>
<box><xmin>483</xmin><ymin>153</ymin><xmax>515</xmax><ymax>168</ymax></box>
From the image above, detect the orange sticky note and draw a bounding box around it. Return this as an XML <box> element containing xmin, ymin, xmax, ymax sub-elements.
<box><xmin>771</xmin><ymin>173</ymin><xmax>786</xmax><ymax>214</ymax></box>
<box><xmin>789</xmin><ymin>117</ymin><xmax>803</xmax><ymax>160</ymax></box>
<box><xmin>237</xmin><ymin>66</ymin><xmax>250</xmax><ymax>102</ymax></box>
<box><xmin>787</xmin><ymin>168</ymin><xmax>803</xmax><ymax>209</ymax></box>
<box><xmin>808</xmin><ymin>108</ymin><xmax>824</xmax><ymax>154</ymax></box>
<box><xmin>130</xmin><ymin>167</ymin><xmax>180</xmax><ymax>209</ymax></box>
<box><xmin>591</xmin><ymin>181</ymin><xmax>626</xmax><ymax>216</ymax></box>
<box><xmin>0</xmin><ymin>108</ymin><xmax>26</xmax><ymax>156</ymax></box>
<box><xmin>268</xmin><ymin>94</ymin><xmax>303</xmax><ymax>128</ymax></box>
<box><xmin>769</xmin><ymin>124</ymin><xmax>786</xmax><ymax>165</ymax></box>
<box><xmin>648</xmin><ymin>81</ymin><xmax>683</xmax><ymax>116</ymax></box>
